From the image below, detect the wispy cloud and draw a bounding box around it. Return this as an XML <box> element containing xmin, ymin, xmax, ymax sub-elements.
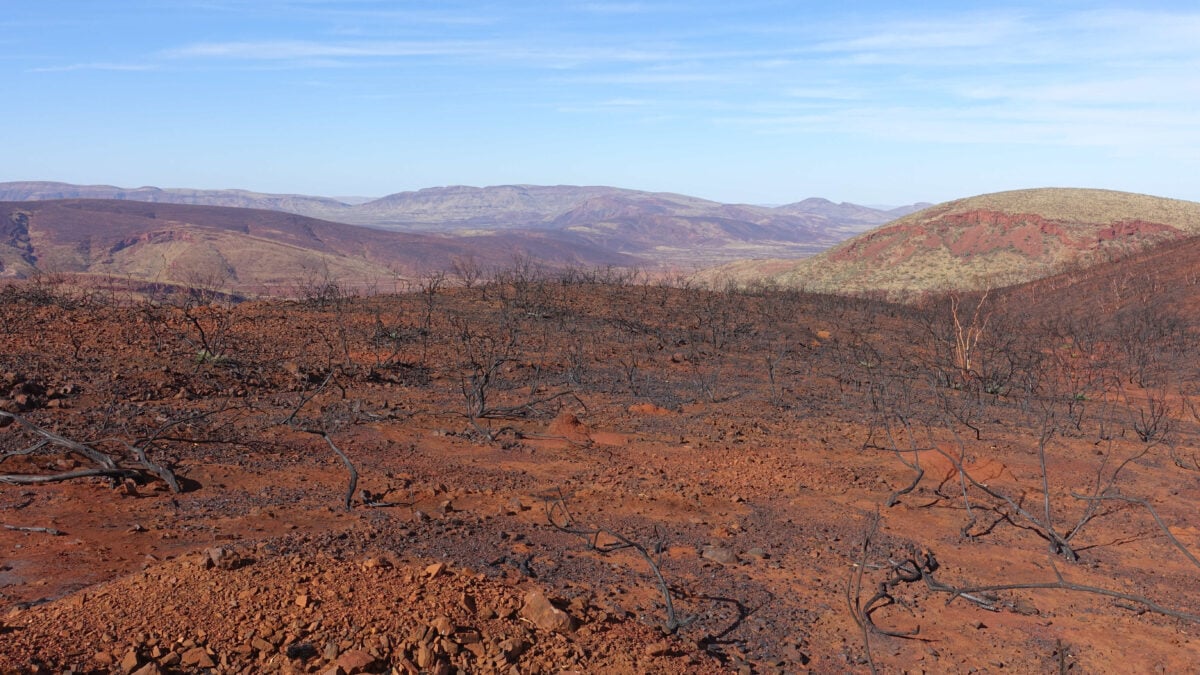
<box><xmin>164</xmin><ymin>38</ymin><xmax>680</xmax><ymax>71</ymax></box>
<box><xmin>181</xmin><ymin>0</ymin><xmax>496</xmax><ymax>24</ymax></box>
<box><xmin>717</xmin><ymin>98</ymin><xmax>1200</xmax><ymax>159</ymax></box>
<box><xmin>165</xmin><ymin>40</ymin><xmax>482</xmax><ymax>60</ymax></box>
<box><xmin>784</xmin><ymin>85</ymin><xmax>865</xmax><ymax>101</ymax></box>
<box><xmin>559</xmin><ymin>70</ymin><xmax>732</xmax><ymax>85</ymax></box>
<box><xmin>813</xmin><ymin>13</ymin><xmax>1027</xmax><ymax>54</ymax></box>
<box><xmin>679</xmin><ymin>7</ymin><xmax>1199</xmax><ymax>158</ymax></box>
<box><xmin>31</xmin><ymin>62</ymin><xmax>156</xmax><ymax>73</ymax></box>
<box><xmin>22</xmin><ymin>3</ymin><xmax>1200</xmax><ymax>185</ymax></box>
<box><xmin>555</xmin><ymin>96</ymin><xmax>665</xmax><ymax>114</ymax></box>
<box><xmin>807</xmin><ymin>7</ymin><xmax>1200</xmax><ymax>67</ymax></box>
<box><xmin>960</xmin><ymin>74</ymin><xmax>1200</xmax><ymax>106</ymax></box>
<box><xmin>577</xmin><ymin>2</ymin><xmax>674</xmax><ymax>14</ymax></box>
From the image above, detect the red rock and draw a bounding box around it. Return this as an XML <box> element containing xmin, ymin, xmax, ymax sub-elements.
<box><xmin>432</xmin><ymin>615</ymin><xmax>455</xmax><ymax>636</ymax></box>
<box><xmin>204</xmin><ymin>546</ymin><xmax>237</xmax><ymax>570</ymax></box>
<box><xmin>335</xmin><ymin>649</ymin><xmax>377</xmax><ymax>674</ymax></box>
<box><xmin>701</xmin><ymin>545</ymin><xmax>738</xmax><ymax>564</ymax></box>
<box><xmin>119</xmin><ymin>650</ymin><xmax>141</xmax><ymax>672</ymax></box>
<box><xmin>180</xmin><ymin>647</ymin><xmax>215</xmax><ymax>668</ymax></box>
<box><xmin>251</xmin><ymin>637</ymin><xmax>274</xmax><ymax>653</ymax></box>
<box><xmin>646</xmin><ymin>640</ymin><xmax>671</xmax><ymax>656</ymax></box>
<box><xmin>520</xmin><ymin>589</ymin><xmax>574</xmax><ymax>633</ymax></box>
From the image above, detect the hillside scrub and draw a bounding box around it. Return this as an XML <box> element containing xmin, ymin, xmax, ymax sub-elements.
<box><xmin>0</xmin><ymin>267</ymin><xmax>1198</xmax><ymax>672</ymax></box>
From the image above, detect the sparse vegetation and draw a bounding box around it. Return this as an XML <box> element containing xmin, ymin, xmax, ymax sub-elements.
<box><xmin>722</xmin><ymin>187</ymin><xmax>1200</xmax><ymax>298</ymax></box>
<box><xmin>1</xmin><ymin>241</ymin><xmax>1198</xmax><ymax>673</ymax></box>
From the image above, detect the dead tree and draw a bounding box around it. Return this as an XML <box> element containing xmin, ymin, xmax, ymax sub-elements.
<box><xmin>544</xmin><ymin>490</ymin><xmax>694</xmax><ymax>633</ymax></box>
<box><xmin>298</xmin><ymin>429</ymin><xmax>358</xmax><ymax>513</ymax></box>
<box><xmin>0</xmin><ymin>411</ymin><xmax>182</xmax><ymax>492</ymax></box>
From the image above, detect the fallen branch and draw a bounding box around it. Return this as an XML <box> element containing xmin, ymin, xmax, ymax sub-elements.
<box><xmin>119</xmin><ymin>403</ymin><xmax>237</xmax><ymax>495</ymax></box>
<box><xmin>480</xmin><ymin>390</ymin><xmax>587</xmax><ymax>421</ymax></box>
<box><xmin>127</xmin><ymin>443</ymin><xmax>182</xmax><ymax>494</ymax></box>
<box><xmin>874</xmin><ymin>548</ymin><xmax>1200</xmax><ymax>625</ymax></box>
<box><xmin>3</xmin><ymin>524</ymin><xmax>65</xmax><ymax>536</ymax></box>
<box><xmin>0</xmin><ymin>411</ymin><xmax>118</xmax><ymax>471</ymax></box>
<box><xmin>0</xmin><ymin>467</ymin><xmax>136</xmax><ymax>486</ymax></box>
<box><xmin>0</xmin><ymin>410</ymin><xmax>194</xmax><ymax>493</ymax></box>
<box><xmin>927</xmin><ymin>567</ymin><xmax>1200</xmax><ymax>624</ymax></box>
<box><xmin>359</xmin><ymin>488</ymin><xmax>413</xmax><ymax>509</ymax></box>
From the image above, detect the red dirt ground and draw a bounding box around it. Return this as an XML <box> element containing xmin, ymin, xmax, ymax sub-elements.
<box><xmin>0</xmin><ymin>274</ymin><xmax>1198</xmax><ymax>674</ymax></box>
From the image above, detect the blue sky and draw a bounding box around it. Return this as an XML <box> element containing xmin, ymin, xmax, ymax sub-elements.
<box><xmin>4</xmin><ymin>1</ymin><xmax>1200</xmax><ymax>206</ymax></box>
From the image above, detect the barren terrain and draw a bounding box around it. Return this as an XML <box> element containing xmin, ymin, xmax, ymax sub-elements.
<box><xmin>1</xmin><ymin>254</ymin><xmax>1198</xmax><ymax>673</ymax></box>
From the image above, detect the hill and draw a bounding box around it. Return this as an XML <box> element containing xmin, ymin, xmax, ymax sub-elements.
<box><xmin>0</xmin><ymin>199</ymin><xmax>636</xmax><ymax>295</ymax></box>
<box><xmin>0</xmin><ymin>181</ymin><xmax>349</xmax><ymax>215</ymax></box>
<box><xmin>1001</xmin><ymin>230</ymin><xmax>1200</xmax><ymax>318</ymax></box>
<box><xmin>715</xmin><ymin>188</ymin><xmax>1200</xmax><ymax>296</ymax></box>
<box><xmin>0</xmin><ymin>182</ymin><xmax>921</xmax><ymax>266</ymax></box>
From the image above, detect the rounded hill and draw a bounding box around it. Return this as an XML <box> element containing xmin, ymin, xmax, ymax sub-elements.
<box><xmin>750</xmin><ymin>187</ymin><xmax>1200</xmax><ymax>297</ymax></box>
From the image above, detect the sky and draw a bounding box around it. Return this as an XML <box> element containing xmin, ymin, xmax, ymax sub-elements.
<box><xmin>4</xmin><ymin>1</ymin><xmax>1200</xmax><ymax>206</ymax></box>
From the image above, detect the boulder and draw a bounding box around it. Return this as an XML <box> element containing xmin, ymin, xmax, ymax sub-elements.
<box><xmin>520</xmin><ymin>590</ymin><xmax>574</xmax><ymax>633</ymax></box>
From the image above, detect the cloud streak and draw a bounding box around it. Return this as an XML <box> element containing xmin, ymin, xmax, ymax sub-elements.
<box><xmin>31</xmin><ymin>62</ymin><xmax>157</xmax><ymax>73</ymax></box>
<box><xmin>165</xmin><ymin>40</ymin><xmax>485</xmax><ymax>60</ymax></box>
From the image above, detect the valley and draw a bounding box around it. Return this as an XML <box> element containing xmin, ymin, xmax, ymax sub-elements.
<box><xmin>0</xmin><ymin>182</ymin><xmax>925</xmax><ymax>277</ymax></box>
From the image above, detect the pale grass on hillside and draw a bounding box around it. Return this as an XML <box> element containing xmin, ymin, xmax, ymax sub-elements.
<box><xmin>711</xmin><ymin>188</ymin><xmax>1200</xmax><ymax>298</ymax></box>
<box><xmin>916</xmin><ymin>188</ymin><xmax>1200</xmax><ymax>232</ymax></box>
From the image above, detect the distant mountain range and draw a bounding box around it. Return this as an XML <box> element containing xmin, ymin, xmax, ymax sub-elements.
<box><xmin>709</xmin><ymin>188</ymin><xmax>1200</xmax><ymax>297</ymax></box>
<box><xmin>0</xmin><ymin>181</ymin><xmax>928</xmax><ymax>267</ymax></box>
<box><xmin>10</xmin><ymin>181</ymin><xmax>1194</xmax><ymax>301</ymax></box>
<box><xmin>0</xmin><ymin>200</ymin><xmax>636</xmax><ymax>294</ymax></box>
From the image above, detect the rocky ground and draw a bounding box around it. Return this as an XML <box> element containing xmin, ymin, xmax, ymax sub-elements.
<box><xmin>1</xmin><ymin>279</ymin><xmax>1198</xmax><ymax>673</ymax></box>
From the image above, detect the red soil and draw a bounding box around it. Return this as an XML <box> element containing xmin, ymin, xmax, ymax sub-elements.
<box><xmin>0</xmin><ymin>277</ymin><xmax>1197</xmax><ymax>673</ymax></box>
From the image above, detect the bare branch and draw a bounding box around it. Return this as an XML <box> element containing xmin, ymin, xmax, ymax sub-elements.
<box><xmin>280</xmin><ymin>370</ymin><xmax>336</xmax><ymax>427</ymax></box>
<box><xmin>0</xmin><ymin>411</ymin><xmax>118</xmax><ymax>470</ymax></box>
<box><xmin>845</xmin><ymin>510</ymin><xmax>881</xmax><ymax>675</ymax></box>
<box><xmin>1070</xmin><ymin>492</ymin><xmax>1200</xmax><ymax>572</ymax></box>
<box><xmin>3</xmin><ymin>524</ymin><xmax>64</xmax><ymax>536</ymax></box>
<box><xmin>297</xmin><ymin>429</ymin><xmax>358</xmax><ymax>512</ymax></box>
<box><xmin>0</xmin><ymin>467</ymin><xmax>135</xmax><ymax>485</ymax></box>
<box><xmin>876</xmin><ymin>549</ymin><xmax>1200</xmax><ymax>625</ymax></box>
<box><xmin>544</xmin><ymin>490</ymin><xmax>692</xmax><ymax>633</ymax></box>
<box><xmin>929</xmin><ymin>574</ymin><xmax>1200</xmax><ymax>624</ymax></box>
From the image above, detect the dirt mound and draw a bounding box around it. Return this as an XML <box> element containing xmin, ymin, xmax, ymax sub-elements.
<box><xmin>2</xmin><ymin>548</ymin><xmax>711</xmax><ymax>674</ymax></box>
<box><xmin>546</xmin><ymin>411</ymin><xmax>592</xmax><ymax>444</ymax></box>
